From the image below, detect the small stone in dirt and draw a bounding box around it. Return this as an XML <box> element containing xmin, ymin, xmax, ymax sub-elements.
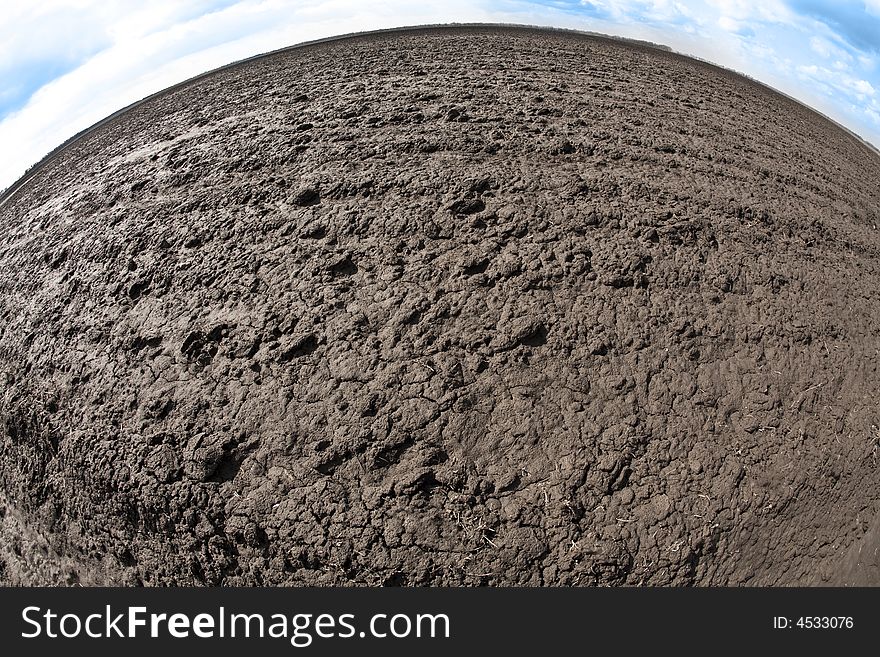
<box><xmin>549</xmin><ymin>139</ymin><xmax>576</xmax><ymax>155</ymax></box>
<box><xmin>589</xmin><ymin>339</ymin><xmax>609</xmax><ymax>356</ymax></box>
<box><xmin>519</xmin><ymin>322</ymin><xmax>547</xmax><ymax>347</ymax></box>
<box><xmin>513</xmin><ymin>318</ymin><xmax>548</xmax><ymax>348</ymax></box>
<box><xmin>449</xmin><ymin>198</ymin><xmax>485</xmax><ymax>215</ymax></box>
<box><xmin>328</xmin><ymin>254</ymin><xmax>358</xmax><ymax>277</ymax></box>
<box><xmin>47</xmin><ymin>249</ymin><xmax>67</xmax><ymax>269</ymax></box>
<box><xmin>300</xmin><ymin>223</ymin><xmax>327</xmax><ymax>239</ymax></box>
<box><xmin>293</xmin><ymin>186</ymin><xmax>320</xmax><ymax>206</ymax></box>
<box><xmin>462</xmin><ymin>257</ymin><xmax>490</xmax><ymax>276</ymax></box>
<box><xmin>278</xmin><ymin>333</ymin><xmax>319</xmax><ymax>362</ymax></box>
<box><xmin>128</xmin><ymin>281</ymin><xmax>149</xmax><ymax>300</ymax></box>
<box><xmin>187</xmin><ymin>444</ymin><xmax>224</xmax><ymax>481</ymax></box>
<box><xmin>467</xmin><ymin>176</ymin><xmax>493</xmax><ymax>194</ymax></box>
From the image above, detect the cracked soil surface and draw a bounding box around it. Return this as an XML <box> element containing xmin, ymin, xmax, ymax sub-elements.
<box><xmin>2</xmin><ymin>26</ymin><xmax>880</xmax><ymax>586</ymax></box>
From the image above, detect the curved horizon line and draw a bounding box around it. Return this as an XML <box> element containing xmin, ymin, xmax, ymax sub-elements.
<box><xmin>2</xmin><ymin>21</ymin><xmax>878</xmax><ymax>207</ymax></box>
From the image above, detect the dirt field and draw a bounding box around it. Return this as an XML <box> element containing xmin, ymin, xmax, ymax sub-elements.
<box><xmin>1</xmin><ymin>25</ymin><xmax>879</xmax><ymax>586</ymax></box>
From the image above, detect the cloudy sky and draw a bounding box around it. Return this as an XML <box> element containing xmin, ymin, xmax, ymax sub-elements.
<box><xmin>1</xmin><ymin>0</ymin><xmax>879</xmax><ymax>192</ymax></box>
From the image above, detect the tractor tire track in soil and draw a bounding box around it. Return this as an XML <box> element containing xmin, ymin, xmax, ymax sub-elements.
<box><xmin>1</xmin><ymin>25</ymin><xmax>879</xmax><ymax>586</ymax></box>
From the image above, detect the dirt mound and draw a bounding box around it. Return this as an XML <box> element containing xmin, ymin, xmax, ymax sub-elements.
<box><xmin>1</xmin><ymin>25</ymin><xmax>879</xmax><ymax>586</ymax></box>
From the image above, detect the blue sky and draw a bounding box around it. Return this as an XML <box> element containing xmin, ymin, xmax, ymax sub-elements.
<box><xmin>1</xmin><ymin>1</ymin><xmax>879</xmax><ymax>191</ymax></box>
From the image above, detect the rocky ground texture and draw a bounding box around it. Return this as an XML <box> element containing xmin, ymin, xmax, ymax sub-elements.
<box><xmin>1</xmin><ymin>26</ymin><xmax>880</xmax><ymax>586</ymax></box>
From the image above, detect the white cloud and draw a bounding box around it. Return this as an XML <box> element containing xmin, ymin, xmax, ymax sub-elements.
<box><xmin>809</xmin><ymin>35</ymin><xmax>855</xmax><ymax>65</ymax></box>
<box><xmin>717</xmin><ymin>15</ymin><xmax>741</xmax><ymax>32</ymax></box>
<box><xmin>0</xmin><ymin>5</ymin><xmax>104</xmax><ymax>69</ymax></box>
<box><xmin>848</xmin><ymin>78</ymin><xmax>876</xmax><ymax>96</ymax></box>
<box><xmin>746</xmin><ymin>42</ymin><xmax>775</xmax><ymax>59</ymax></box>
<box><xmin>798</xmin><ymin>63</ymin><xmax>823</xmax><ymax>77</ymax></box>
<box><xmin>707</xmin><ymin>0</ymin><xmax>794</xmax><ymax>23</ymax></box>
<box><xmin>810</xmin><ymin>36</ymin><xmax>834</xmax><ymax>59</ymax></box>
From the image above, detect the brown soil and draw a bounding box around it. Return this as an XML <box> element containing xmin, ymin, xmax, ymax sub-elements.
<box><xmin>1</xmin><ymin>25</ymin><xmax>879</xmax><ymax>586</ymax></box>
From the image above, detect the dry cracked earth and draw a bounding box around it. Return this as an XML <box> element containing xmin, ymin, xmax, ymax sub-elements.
<box><xmin>1</xmin><ymin>26</ymin><xmax>880</xmax><ymax>587</ymax></box>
